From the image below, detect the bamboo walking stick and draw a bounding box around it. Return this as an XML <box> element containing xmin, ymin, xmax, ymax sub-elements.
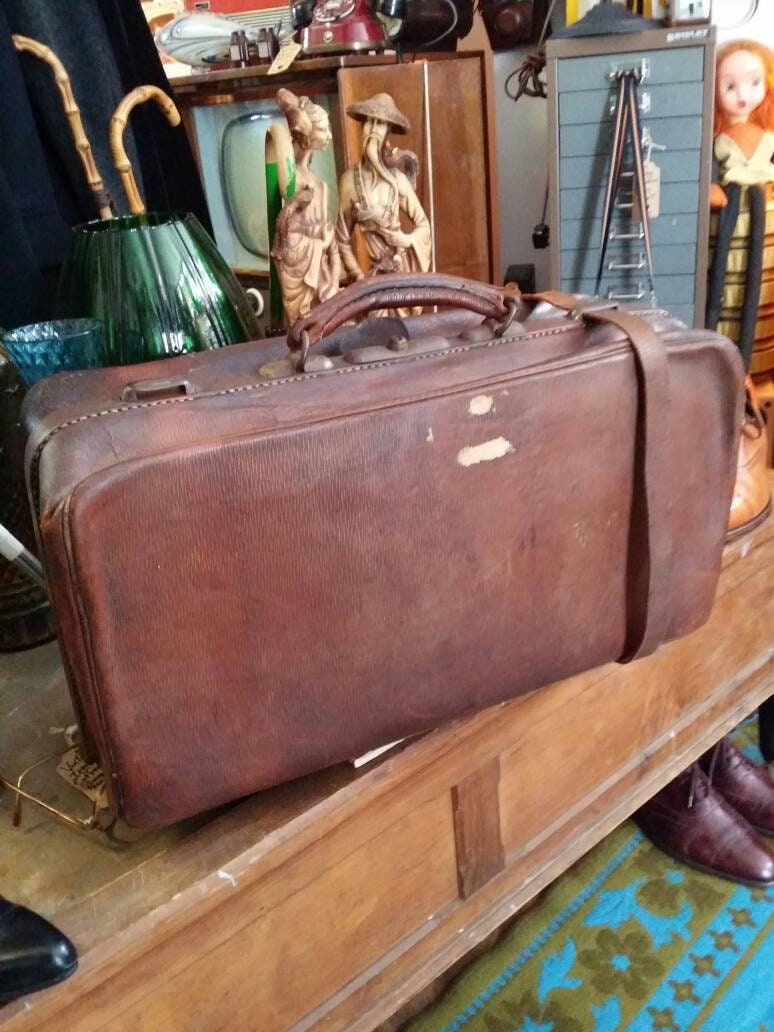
<box><xmin>12</xmin><ymin>34</ymin><xmax>113</xmax><ymax>221</ymax></box>
<box><xmin>109</xmin><ymin>85</ymin><xmax>181</xmax><ymax>215</ymax></box>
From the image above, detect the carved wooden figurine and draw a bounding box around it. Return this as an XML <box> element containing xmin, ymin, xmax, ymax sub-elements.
<box><xmin>336</xmin><ymin>93</ymin><xmax>432</xmax><ymax>316</ymax></box>
<box><xmin>266</xmin><ymin>88</ymin><xmax>340</xmax><ymax>327</ymax></box>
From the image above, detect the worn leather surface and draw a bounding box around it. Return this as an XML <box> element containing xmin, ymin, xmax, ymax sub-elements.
<box><xmin>25</xmin><ymin>278</ymin><xmax>744</xmax><ymax>827</ymax></box>
<box><xmin>0</xmin><ymin>900</ymin><xmax>77</xmax><ymax>1004</ymax></box>
<box><xmin>701</xmin><ymin>740</ymin><xmax>774</xmax><ymax>835</ymax></box>
<box><xmin>726</xmin><ymin>379</ymin><xmax>772</xmax><ymax>540</ymax></box>
<box><xmin>635</xmin><ymin>766</ymin><xmax>774</xmax><ymax>885</ymax></box>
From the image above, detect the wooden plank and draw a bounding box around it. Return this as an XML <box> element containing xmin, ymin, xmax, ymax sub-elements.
<box><xmin>323</xmin><ymin>658</ymin><xmax>774</xmax><ymax>1032</ymax></box>
<box><xmin>459</xmin><ymin>31</ymin><xmax>501</xmax><ymax>281</ymax></box>
<box><xmin>451</xmin><ymin>758</ymin><xmax>505</xmax><ymax>899</ymax></box>
<box><xmin>336</xmin><ymin>55</ymin><xmax>494</xmax><ymax>283</ymax></box>
<box><xmin>424</xmin><ymin>56</ymin><xmax>492</xmax><ymax>282</ymax></box>
<box><xmin>101</xmin><ymin>796</ymin><xmax>457</xmax><ymax>1032</ymax></box>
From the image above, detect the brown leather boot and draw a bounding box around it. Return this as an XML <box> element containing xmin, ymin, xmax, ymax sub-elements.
<box><xmin>634</xmin><ymin>764</ymin><xmax>774</xmax><ymax>885</ymax></box>
<box><xmin>726</xmin><ymin>378</ymin><xmax>771</xmax><ymax>542</ymax></box>
<box><xmin>700</xmin><ymin>738</ymin><xmax>774</xmax><ymax>836</ymax></box>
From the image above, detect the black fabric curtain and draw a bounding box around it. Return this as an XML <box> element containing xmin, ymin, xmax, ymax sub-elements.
<box><xmin>0</xmin><ymin>0</ymin><xmax>210</xmax><ymax>330</ymax></box>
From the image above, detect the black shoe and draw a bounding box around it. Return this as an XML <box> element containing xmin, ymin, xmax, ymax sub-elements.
<box><xmin>0</xmin><ymin>899</ymin><xmax>77</xmax><ymax>1005</ymax></box>
<box><xmin>760</xmin><ymin>697</ymin><xmax>774</xmax><ymax>764</ymax></box>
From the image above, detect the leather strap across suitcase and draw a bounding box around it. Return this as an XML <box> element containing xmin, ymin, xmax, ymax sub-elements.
<box><xmin>23</xmin><ymin>275</ymin><xmax>743</xmax><ymax>828</ymax></box>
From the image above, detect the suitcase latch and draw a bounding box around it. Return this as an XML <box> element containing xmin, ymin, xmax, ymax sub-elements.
<box><xmin>121</xmin><ymin>377</ymin><xmax>195</xmax><ymax>402</ymax></box>
<box><xmin>342</xmin><ymin>335</ymin><xmax>452</xmax><ymax>365</ymax></box>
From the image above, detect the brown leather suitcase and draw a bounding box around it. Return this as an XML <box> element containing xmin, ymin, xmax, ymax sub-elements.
<box><xmin>23</xmin><ymin>275</ymin><xmax>743</xmax><ymax>828</ymax></box>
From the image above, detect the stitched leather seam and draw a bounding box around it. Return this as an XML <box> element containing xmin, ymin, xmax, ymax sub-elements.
<box><xmin>64</xmin><ymin>343</ymin><xmax>640</xmax><ymax>520</ymax></box>
<box><xmin>57</xmin><ymin>497</ymin><xmax>125</xmax><ymax>812</ymax></box>
<box><xmin>29</xmin><ymin>325</ymin><xmax>564</xmax><ymax>509</ymax></box>
<box><xmin>29</xmin><ymin>311</ymin><xmax>669</xmax><ymax>511</ymax></box>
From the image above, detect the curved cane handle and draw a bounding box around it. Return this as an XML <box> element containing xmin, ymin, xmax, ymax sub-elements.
<box><xmin>13</xmin><ymin>35</ymin><xmax>113</xmax><ymax>220</ymax></box>
<box><xmin>110</xmin><ymin>85</ymin><xmax>181</xmax><ymax>215</ymax></box>
<box><xmin>287</xmin><ymin>274</ymin><xmax>517</xmax><ymax>359</ymax></box>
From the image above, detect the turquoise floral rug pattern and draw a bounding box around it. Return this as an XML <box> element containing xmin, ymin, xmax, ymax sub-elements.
<box><xmin>409</xmin><ymin>718</ymin><xmax>774</xmax><ymax>1032</ymax></box>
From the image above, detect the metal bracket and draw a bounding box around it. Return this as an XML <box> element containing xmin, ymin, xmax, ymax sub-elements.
<box><xmin>610</xmin><ymin>224</ymin><xmax>646</xmax><ymax>242</ymax></box>
<box><xmin>608</xmin><ymin>58</ymin><xmax>650</xmax><ymax>83</ymax></box>
<box><xmin>606</xmin><ymin>283</ymin><xmax>646</xmax><ymax>301</ymax></box>
<box><xmin>607</xmin><ymin>254</ymin><xmax>647</xmax><ymax>271</ymax></box>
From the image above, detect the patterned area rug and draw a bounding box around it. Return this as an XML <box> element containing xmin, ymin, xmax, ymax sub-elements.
<box><xmin>408</xmin><ymin>718</ymin><xmax>774</xmax><ymax>1032</ymax></box>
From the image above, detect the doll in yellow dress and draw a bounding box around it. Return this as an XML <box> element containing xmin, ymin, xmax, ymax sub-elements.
<box><xmin>706</xmin><ymin>40</ymin><xmax>774</xmax><ymax>376</ymax></box>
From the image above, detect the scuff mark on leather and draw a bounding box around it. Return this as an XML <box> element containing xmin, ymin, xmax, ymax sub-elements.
<box><xmin>469</xmin><ymin>395</ymin><xmax>494</xmax><ymax>415</ymax></box>
<box><xmin>457</xmin><ymin>438</ymin><xmax>513</xmax><ymax>467</ymax></box>
<box><xmin>426</xmin><ymin>427</ymin><xmax>434</xmax><ymax>443</ymax></box>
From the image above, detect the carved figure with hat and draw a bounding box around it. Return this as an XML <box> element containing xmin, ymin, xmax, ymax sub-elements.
<box><xmin>336</xmin><ymin>92</ymin><xmax>432</xmax><ymax>316</ymax></box>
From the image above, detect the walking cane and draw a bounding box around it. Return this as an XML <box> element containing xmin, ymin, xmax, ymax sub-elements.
<box><xmin>0</xmin><ymin>523</ymin><xmax>46</xmax><ymax>591</ymax></box>
<box><xmin>12</xmin><ymin>34</ymin><xmax>113</xmax><ymax>221</ymax></box>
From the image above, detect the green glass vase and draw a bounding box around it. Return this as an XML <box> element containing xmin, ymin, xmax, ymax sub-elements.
<box><xmin>57</xmin><ymin>212</ymin><xmax>261</xmax><ymax>365</ymax></box>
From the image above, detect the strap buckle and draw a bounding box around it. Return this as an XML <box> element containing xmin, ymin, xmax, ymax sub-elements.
<box><xmin>494</xmin><ymin>295</ymin><xmax>520</xmax><ymax>337</ymax></box>
<box><xmin>569</xmin><ymin>298</ymin><xmax>619</xmax><ymax>321</ymax></box>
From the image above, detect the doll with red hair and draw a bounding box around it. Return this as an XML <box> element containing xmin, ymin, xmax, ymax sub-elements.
<box><xmin>706</xmin><ymin>40</ymin><xmax>774</xmax><ymax>376</ymax></box>
<box><xmin>639</xmin><ymin>47</ymin><xmax>774</xmax><ymax>882</ymax></box>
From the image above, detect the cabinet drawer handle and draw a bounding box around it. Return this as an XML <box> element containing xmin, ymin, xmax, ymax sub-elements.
<box><xmin>610</xmin><ymin>226</ymin><xmax>645</xmax><ymax>242</ymax></box>
<box><xmin>607</xmin><ymin>255</ymin><xmax>646</xmax><ymax>271</ymax></box>
<box><xmin>606</xmin><ymin>285</ymin><xmax>646</xmax><ymax>301</ymax></box>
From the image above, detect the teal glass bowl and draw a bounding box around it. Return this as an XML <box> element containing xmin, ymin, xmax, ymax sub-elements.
<box><xmin>57</xmin><ymin>212</ymin><xmax>260</xmax><ymax>365</ymax></box>
<box><xmin>2</xmin><ymin>319</ymin><xmax>105</xmax><ymax>387</ymax></box>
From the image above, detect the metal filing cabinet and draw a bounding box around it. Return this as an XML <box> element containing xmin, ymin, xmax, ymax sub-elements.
<box><xmin>547</xmin><ymin>27</ymin><xmax>716</xmax><ymax>327</ymax></box>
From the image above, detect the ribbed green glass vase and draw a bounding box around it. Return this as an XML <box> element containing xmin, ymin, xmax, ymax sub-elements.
<box><xmin>58</xmin><ymin>212</ymin><xmax>260</xmax><ymax>365</ymax></box>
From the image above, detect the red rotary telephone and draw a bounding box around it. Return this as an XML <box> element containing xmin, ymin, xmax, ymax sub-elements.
<box><xmin>291</xmin><ymin>0</ymin><xmax>387</xmax><ymax>54</ymax></box>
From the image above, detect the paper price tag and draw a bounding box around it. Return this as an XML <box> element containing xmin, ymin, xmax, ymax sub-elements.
<box><xmin>56</xmin><ymin>747</ymin><xmax>109</xmax><ymax>809</ymax></box>
<box><xmin>267</xmin><ymin>40</ymin><xmax>302</xmax><ymax>76</ymax></box>
<box><xmin>633</xmin><ymin>160</ymin><xmax>661</xmax><ymax>220</ymax></box>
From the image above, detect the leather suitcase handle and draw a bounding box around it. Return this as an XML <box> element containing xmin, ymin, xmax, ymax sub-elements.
<box><xmin>287</xmin><ymin>273</ymin><xmax>518</xmax><ymax>364</ymax></box>
<box><xmin>529</xmin><ymin>290</ymin><xmax>673</xmax><ymax>664</ymax></box>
